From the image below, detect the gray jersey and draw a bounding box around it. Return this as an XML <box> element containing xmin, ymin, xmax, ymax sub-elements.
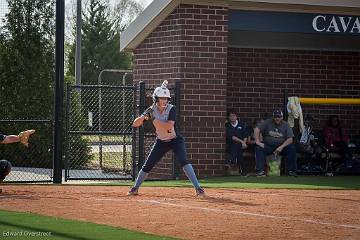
<box><xmin>258</xmin><ymin>119</ymin><xmax>294</xmax><ymax>146</ymax></box>
<box><xmin>152</xmin><ymin>104</ymin><xmax>177</xmax><ymax>141</ymax></box>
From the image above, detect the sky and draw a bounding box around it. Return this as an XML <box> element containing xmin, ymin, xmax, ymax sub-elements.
<box><xmin>110</xmin><ymin>0</ymin><xmax>153</xmax><ymax>8</ymax></box>
<box><xmin>0</xmin><ymin>0</ymin><xmax>154</xmax><ymax>22</ymax></box>
<box><xmin>0</xmin><ymin>0</ymin><xmax>154</xmax><ymax>29</ymax></box>
<box><xmin>0</xmin><ymin>1</ymin><xmax>8</xmax><ymax>26</ymax></box>
<box><xmin>135</xmin><ymin>0</ymin><xmax>153</xmax><ymax>8</ymax></box>
<box><xmin>61</xmin><ymin>0</ymin><xmax>154</xmax><ymax>41</ymax></box>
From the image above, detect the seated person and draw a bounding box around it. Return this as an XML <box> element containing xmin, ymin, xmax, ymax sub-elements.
<box><xmin>323</xmin><ymin>115</ymin><xmax>352</xmax><ymax>168</ymax></box>
<box><xmin>254</xmin><ymin>110</ymin><xmax>297</xmax><ymax>177</ymax></box>
<box><xmin>225</xmin><ymin>110</ymin><xmax>248</xmax><ymax>176</ymax></box>
<box><xmin>298</xmin><ymin>115</ymin><xmax>322</xmax><ymax>154</ymax></box>
<box><xmin>297</xmin><ymin>115</ymin><xmax>323</xmax><ymax>171</ymax></box>
<box><xmin>247</xmin><ymin>118</ymin><xmax>271</xmax><ymax>175</ymax></box>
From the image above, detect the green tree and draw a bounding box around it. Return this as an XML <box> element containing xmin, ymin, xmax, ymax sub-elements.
<box><xmin>0</xmin><ymin>0</ymin><xmax>55</xmax><ymax>168</ymax></box>
<box><xmin>65</xmin><ymin>0</ymin><xmax>141</xmax><ymax>84</ymax></box>
<box><xmin>0</xmin><ymin>0</ymin><xmax>54</xmax><ymax>119</ymax></box>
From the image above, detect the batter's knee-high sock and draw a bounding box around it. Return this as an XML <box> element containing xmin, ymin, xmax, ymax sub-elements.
<box><xmin>134</xmin><ymin>169</ymin><xmax>149</xmax><ymax>188</ymax></box>
<box><xmin>182</xmin><ymin>164</ymin><xmax>201</xmax><ymax>189</ymax></box>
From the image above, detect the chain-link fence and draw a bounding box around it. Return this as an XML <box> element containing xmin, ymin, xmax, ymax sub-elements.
<box><xmin>64</xmin><ymin>84</ymin><xmax>136</xmax><ymax>180</ymax></box>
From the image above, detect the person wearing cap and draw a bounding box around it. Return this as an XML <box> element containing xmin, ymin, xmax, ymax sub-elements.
<box><xmin>254</xmin><ymin>110</ymin><xmax>297</xmax><ymax>176</ymax></box>
<box><xmin>128</xmin><ymin>80</ymin><xmax>205</xmax><ymax>197</ymax></box>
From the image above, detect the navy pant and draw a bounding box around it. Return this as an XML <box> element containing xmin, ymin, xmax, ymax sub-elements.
<box><xmin>227</xmin><ymin>143</ymin><xmax>245</xmax><ymax>173</ymax></box>
<box><xmin>255</xmin><ymin>144</ymin><xmax>297</xmax><ymax>172</ymax></box>
<box><xmin>142</xmin><ymin>137</ymin><xmax>189</xmax><ymax>173</ymax></box>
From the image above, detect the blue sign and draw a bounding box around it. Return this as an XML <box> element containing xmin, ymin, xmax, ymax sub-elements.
<box><xmin>229</xmin><ymin>10</ymin><xmax>360</xmax><ymax>35</ymax></box>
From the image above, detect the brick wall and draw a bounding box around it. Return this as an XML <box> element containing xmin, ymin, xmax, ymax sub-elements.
<box><xmin>227</xmin><ymin>47</ymin><xmax>360</xmax><ymax>138</ymax></box>
<box><xmin>133</xmin><ymin>4</ymin><xmax>228</xmax><ymax>178</ymax></box>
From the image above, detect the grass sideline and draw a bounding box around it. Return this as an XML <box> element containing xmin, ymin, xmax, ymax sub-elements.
<box><xmin>89</xmin><ymin>175</ymin><xmax>360</xmax><ymax>190</ymax></box>
<box><xmin>0</xmin><ymin>210</ymin><xmax>177</xmax><ymax>240</ymax></box>
<box><xmin>5</xmin><ymin>176</ymin><xmax>360</xmax><ymax>189</ymax></box>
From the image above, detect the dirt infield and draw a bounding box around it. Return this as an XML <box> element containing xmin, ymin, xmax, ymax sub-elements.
<box><xmin>0</xmin><ymin>185</ymin><xmax>359</xmax><ymax>240</ymax></box>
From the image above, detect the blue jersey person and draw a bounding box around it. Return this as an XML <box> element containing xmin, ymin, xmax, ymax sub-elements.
<box><xmin>128</xmin><ymin>80</ymin><xmax>205</xmax><ymax>197</ymax></box>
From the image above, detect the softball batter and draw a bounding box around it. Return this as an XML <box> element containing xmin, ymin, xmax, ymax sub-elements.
<box><xmin>128</xmin><ymin>81</ymin><xmax>205</xmax><ymax>197</ymax></box>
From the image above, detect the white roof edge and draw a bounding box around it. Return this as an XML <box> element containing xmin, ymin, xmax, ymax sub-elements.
<box><xmin>120</xmin><ymin>0</ymin><xmax>180</xmax><ymax>52</ymax></box>
<box><xmin>120</xmin><ymin>0</ymin><xmax>360</xmax><ymax>52</ymax></box>
<box><xmin>230</xmin><ymin>0</ymin><xmax>360</xmax><ymax>8</ymax></box>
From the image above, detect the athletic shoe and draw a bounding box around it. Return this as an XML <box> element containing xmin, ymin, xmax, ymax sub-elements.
<box><xmin>195</xmin><ymin>187</ymin><xmax>206</xmax><ymax>197</ymax></box>
<box><xmin>256</xmin><ymin>171</ymin><xmax>266</xmax><ymax>177</ymax></box>
<box><xmin>288</xmin><ymin>171</ymin><xmax>298</xmax><ymax>177</ymax></box>
<box><xmin>240</xmin><ymin>172</ymin><xmax>249</xmax><ymax>177</ymax></box>
<box><xmin>127</xmin><ymin>187</ymin><xmax>138</xmax><ymax>196</ymax></box>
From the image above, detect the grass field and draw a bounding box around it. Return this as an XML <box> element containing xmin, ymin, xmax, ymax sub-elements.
<box><xmin>96</xmin><ymin>175</ymin><xmax>360</xmax><ymax>190</ymax></box>
<box><xmin>89</xmin><ymin>152</ymin><xmax>132</xmax><ymax>170</ymax></box>
<box><xmin>0</xmin><ymin>210</ymin><xmax>176</xmax><ymax>240</ymax></box>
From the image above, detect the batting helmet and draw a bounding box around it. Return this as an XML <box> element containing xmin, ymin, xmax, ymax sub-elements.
<box><xmin>0</xmin><ymin>159</ymin><xmax>12</xmax><ymax>181</ymax></box>
<box><xmin>152</xmin><ymin>80</ymin><xmax>171</xmax><ymax>102</ymax></box>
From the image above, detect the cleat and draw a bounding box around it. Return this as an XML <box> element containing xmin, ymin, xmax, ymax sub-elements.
<box><xmin>256</xmin><ymin>171</ymin><xmax>266</xmax><ymax>177</ymax></box>
<box><xmin>195</xmin><ymin>187</ymin><xmax>206</xmax><ymax>197</ymax></box>
<box><xmin>288</xmin><ymin>171</ymin><xmax>298</xmax><ymax>177</ymax></box>
<box><xmin>127</xmin><ymin>187</ymin><xmax>138</xmax><ymax>196</ymax></box>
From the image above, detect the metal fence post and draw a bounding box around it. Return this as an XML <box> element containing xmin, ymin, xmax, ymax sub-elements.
<box><xmin>122</xmin><ymin>74</ymin><xmax>127</xmax><ymax>172</ymax></box>
<box><xmin>282</xmin><ymin>90</ymin><xmax>288</xmax><ymax>176</ymax></box>
<box><xmin>173</xmin><ymin>81</ymin><xmax>181</xmax><ymax>179</ymax></box>
<box><xmin>132</xmin><ymin>84</ymin><xmax>138</xmax><ymax>181</ymax></box>
<box><xmin>283</xmin><ymin>90</ymin><xmax>288</xmax><ymax>121</ymax></box>
<box><xmin>138</xmin><ymin>82</ymin><xmax>146</xmax><ymax>172</ymax></box>
<box><xmin>53</xmin><ymin>0</ymin><xmax>65</xmax><ymax>184</ymax></box>
<box><xmin>64</xmin><ymin>83</ymin><xmax>72</xmax><ymax>182</ymax></box>
<box><xmin>98</xmin><ymin>86</ymin><xmax>103</xmax><ymax>169</ymax></box>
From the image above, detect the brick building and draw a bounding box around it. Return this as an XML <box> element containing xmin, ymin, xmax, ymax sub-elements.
<box><xmin>120</xmin><ymin>0</ymin><xmax>360</xmax><ymax>178</ymax></box>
